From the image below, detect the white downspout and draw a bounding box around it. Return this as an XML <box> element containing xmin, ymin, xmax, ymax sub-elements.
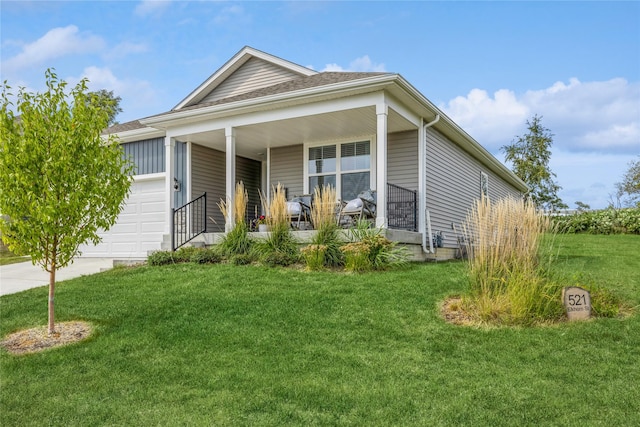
<box><xmin>422</xmin><ymin>114</ymin><xmax>440</xmax><ymax>254</ymax></box>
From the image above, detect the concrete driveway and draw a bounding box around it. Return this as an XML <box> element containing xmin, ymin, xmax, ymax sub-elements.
<box><xmin>0</xmin><ymin>258</ymin><xmax>116</xmax><ymax>296</ymax></box>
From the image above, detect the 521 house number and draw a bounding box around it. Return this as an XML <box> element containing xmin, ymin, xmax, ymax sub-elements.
<box><xmin>563</xmin><ymin>287</ymin><xmax>591</xmax><ymax>320</ymax></box>
<box><xmin>568</xmin><ymin>294</ymin><xmax>587</xmax><ymax>306</ymax></box>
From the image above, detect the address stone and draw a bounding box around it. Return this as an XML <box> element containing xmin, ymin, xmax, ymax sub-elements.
<box><xmin>562</xmin><ymin>287</ymin><xmax>591</xmax><ymax>321</ymax></box>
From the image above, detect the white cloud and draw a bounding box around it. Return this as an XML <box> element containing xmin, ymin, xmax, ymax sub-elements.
<box><xmin>442</xmin><ymin>88</ymin><xmax>529</xmax><ymax>148</ymax></box>
<box><xmin>441</xmin><ymin>78</ymin><xmax>640</xmax><ymax>209</ymax></box>
<box><xmin>134</xmin><ymin>0</ymin><xmax>172</xmax><ymax>17</ymax></box>
<box><xmin>104</xmin><ymin>42</ymin><xmax>149</xmax><ymax>60</ymax></box>
<box><xmin>213</xmin><ymin>5</ymin><xmax>246</xmax><ymax>25</ymax></box>
<box><xmin>1</xmin><ymin>25</ymin><xmax>105</xmax><ymax>72</ymax></box>
<box><xmin>441</xmin><ymin>78</ymin><xmax>640</xmax><ymax>155</ymax></box>
<box><xmin>70</xmin><ymin>66</ymin><xmax>157</xmax><ymax>118</ymax></box>
<box><xmin>322</xmin><ymin>55</ymin><xmax>386</xmax><ymax>72</ymax></box>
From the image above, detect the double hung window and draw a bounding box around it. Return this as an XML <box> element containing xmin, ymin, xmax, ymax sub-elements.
<box><xmin>307</xmin><ymin>141</ymin><xmax>371</xmax><ymax>201</ymax></box>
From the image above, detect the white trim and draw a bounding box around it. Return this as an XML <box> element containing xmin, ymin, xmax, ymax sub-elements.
<box><xmin>225</xmin><ymin>127</ymin><xmax>236</xmax><ymax>232</ymax></box>
<box><xmin>164</xmin><ymin>137</ymin><xmax>176</xmax><ymax>234</ymax></box>
<box><xmin>174</xmin><ymin>46</ymin><xmax>318</xmax><ymax>110</ymax></box>
<box><xmin>418</xmin><ymin>117</ymin><xmax>425</xmax><ymax>234</ymax></box>
<box><xmin>143</xmin><ymin>78</ymin><xmax>394</xmax><ymax>128</ymax></box>
<box><xmin>113</xmin><ymin>127</ymin><xmax>165</xmax><ymax>143</ymax></box>
<box><xmin>186</xmin><ymin>141</ymin><xmax>192</xmax><ymax>200</ymax></box>
<box><xmin>375</xmin><ymin>102</ymin><xmax>388</xmax><ymax>228</ymax></box>
<box><xmin>131</xmin><ymin>172</ymin><xmax>166</xmax><ymax>182</ymax></box>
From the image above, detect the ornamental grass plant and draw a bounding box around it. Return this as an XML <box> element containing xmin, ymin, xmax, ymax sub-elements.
<box><xmin>255</xmin><ymin>184</ymin><xmax>299</xmax><ymax>266</ymax></box>
<box><xmin>309</xmin><ymin>185</ymin><xmax>343</xmax><ymax>267</ymax></box>
<box><xmin>461</xmin><ymin>196</ymin><xmax>564</xmax><ymax>324</ymax></box>
<box><xmin>343</xmin><ymin>220</ymin><xmax>409</xmax><ymax>272</ymax></box>
<box><xmin>217</xmin><ymin>182</ymin><xmax>252</xmax><ymax>257</ymax></box>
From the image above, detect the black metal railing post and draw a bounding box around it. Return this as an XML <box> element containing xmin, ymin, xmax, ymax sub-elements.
<box><xmin>387</xmin><ymin>183</ymin><xmax>418</xmax><ymax>231</ymax></box>
<box><xmin>172</xmin><ymin>192</ymin><xmax>207</xmax><ymax>251</ymax></box>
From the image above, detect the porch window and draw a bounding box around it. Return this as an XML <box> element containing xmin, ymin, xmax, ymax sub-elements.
<box><xmin>307</xmin><ymin>141</ymin><xmax>370</xmax><ymax>201</ymax></box>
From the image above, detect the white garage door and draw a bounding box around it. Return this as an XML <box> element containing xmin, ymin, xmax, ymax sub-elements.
<box><xmin>79</xmin><ymin>175</ymin><xmax>166</xmax><ymax>258</ymax></box>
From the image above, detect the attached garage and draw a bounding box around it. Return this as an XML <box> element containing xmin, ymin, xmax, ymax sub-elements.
<box><xmin>79</xmin><ymin>174</ymin><xmax>166</xmax><ymax>258</ymax></box>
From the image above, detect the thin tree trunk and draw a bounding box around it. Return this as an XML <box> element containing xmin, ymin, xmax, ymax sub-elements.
<box><xmin>48</xmin><ymin>260</ymin><xmax>56</xmax><ymax>336</ymax></box>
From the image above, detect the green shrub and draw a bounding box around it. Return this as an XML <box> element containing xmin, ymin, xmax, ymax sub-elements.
<box><xmin>217</xmin><ymin>222</ymin><xmax>253</xmax><ymax>257</ymax></box>
<box><xmin>261</xmin><ymin>250</ymin><xmax>299</xmax><ymax>267</ymax></box>
<box><xmin>300</xmin><ymin>244</ymin><xmax>328</xmax><ymax>271</ymax></box>
<box><xmin>190</xmin><ymin>248</ymin><xmax>222</xmax><ymax>264</ymax></box>
<box><xmin>554</xmin><ymin>207</ymin><xmax>640</xmax><ymax>235</ymax></box>
<box><xmin>173</xmin><ymin>246</ymin><xmax>202</xmax><ymax>263</ymax></box>
<box><xmin>147</xmin><ymin>250</ymin><xmax>176</xmax><ymax>266</ymax></box>
<box><xmin>341</xmin><ymin>222</ymin><xmax>409</xmax><ymax>272</ymax></box>
<box><xmin>230</xmin><ymin>253</ymin><xmax>255</xmax><ymax>266</ymax></box>
<box><xmin>341</xmin><ymin>242</ymin><xmax>372</xmax><ymax>273</ymax></box>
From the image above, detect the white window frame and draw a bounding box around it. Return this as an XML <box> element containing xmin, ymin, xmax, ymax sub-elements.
<box><xmin>303</xmin><ymin>137</ymin><xmax>376</xmax><ymax>201</ymax></box>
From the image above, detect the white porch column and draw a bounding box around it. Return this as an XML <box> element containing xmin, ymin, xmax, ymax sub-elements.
<box><xmin>225</xmin><ymin>127</ymin><xmax>236</xmax><ymax>232</ymax></box>
<box><xmin>375</xmin><ymin>103</ymin><xmax>388</xmax><ymax>228</ymax></box>
<box><xmin>164</xmin><ymin>136</ymin><xmax>176</xmax><ymax>234</ymax></box>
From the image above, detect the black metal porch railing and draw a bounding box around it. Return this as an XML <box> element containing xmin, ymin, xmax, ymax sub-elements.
<box><xmin>171</xmin><ymin>192</ymin><xmax>207</xmax><ymax>251</ymax></box>
<box><xmin>387</xmin><ymin>183</ymin><xmax>417</xmax><ymax>231</ymax></box>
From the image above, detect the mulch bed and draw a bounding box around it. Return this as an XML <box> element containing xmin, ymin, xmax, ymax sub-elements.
<box><xmin>1</xmin><ymin>321</ymin><xmax>93</xmax><ymax>355</ymax></box>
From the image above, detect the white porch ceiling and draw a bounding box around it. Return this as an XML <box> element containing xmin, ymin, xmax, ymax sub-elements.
<box><xmin>175</xmin><ymin>106</ymin><xmax>416</xmax><ymax>161</ymax></box>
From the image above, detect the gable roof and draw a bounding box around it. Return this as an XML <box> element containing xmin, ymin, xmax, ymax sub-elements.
<box><xmin>174</xmin><ymin>46</ymin><xmax>318</xmax><ymax>110</ymax></box>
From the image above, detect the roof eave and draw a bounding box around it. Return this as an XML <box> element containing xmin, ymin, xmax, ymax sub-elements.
<box><xmin>174</xmin><ymin>46</ymin><xmax>318</xmax><ymax>110</ymax></box>
<box><xmin>393</xmin><ymin>76</ymin><xmax>528</xmax><ymax>193</ymax></box>
<box><xmin>142</xmin><ymin>74</ymin><xmax>400</xmax><ymax>128</ymax></box>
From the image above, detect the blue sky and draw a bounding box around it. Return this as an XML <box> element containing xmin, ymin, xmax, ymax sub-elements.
<box><xmin>1</xmin><ymin>0</ymin><xmax>639</xmax><ymax>209</ymax></box>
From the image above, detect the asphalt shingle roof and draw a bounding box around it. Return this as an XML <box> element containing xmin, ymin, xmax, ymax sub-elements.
<box><xmin>105</xmin><ymin>71</ymin><xmax>392</xmax><ymax>134</ymax></box>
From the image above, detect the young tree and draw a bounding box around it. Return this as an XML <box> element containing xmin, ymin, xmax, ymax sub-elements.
<box><xmin>89</xmin><ymin>89</ymin><xmax>122</xmax><ymax>126</ymax></box>
<box><xmin>615</xmin><ymin>156</ymin><xmax>640</xmax><ymax>207</ymax></box>
<box><xmin>0</xmin><ymin>70</ymin><xmax>133</xmax><ymax>335</ymax></box>
<box><xmin>501</xmin><ymin>115</ymin><xmax>567</xmax><ymax>211</ymax></box>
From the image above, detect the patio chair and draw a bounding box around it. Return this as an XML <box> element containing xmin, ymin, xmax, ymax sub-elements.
<box><xmin>338</xmin><ymin>189</ymin><xmax>376</xmax><ymax>227</ymax></box>
<box><xmin>287</xmin><ymin>194</ymin><xmax>313</xmax><ymax>229</ymax></box>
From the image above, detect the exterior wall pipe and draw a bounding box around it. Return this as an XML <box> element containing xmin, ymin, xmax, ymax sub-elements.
<box><xmin>422</xmin><ymin>114</ymin><xmax>440</xmax><ymax>254</ymax></box>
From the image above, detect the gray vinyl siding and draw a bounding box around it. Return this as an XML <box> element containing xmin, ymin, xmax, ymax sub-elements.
<box><xmin>191</xmin><ymin>144</ymin><xmax>226</xmax><ymax>232</ymax></box>
<box><xmin>270</xmin><ymin>144</ymin><xmax>304</xmax><ymax>198</ymax></box>
<box><xmin>200</xmin><ymin>58</ymin><xmax>301</xmax><ymax>104</ymax></box>
<box><xmin>236</xmin><ymin>157</ymin><xmax>262</xmax><ymax>223</ymax></box>
<box><xmin>122</xmin><ymin>138</ymin><xmax>165</xmax><ymax>175</ymax></box>
<box><xmin>387</xmin><ymin>130</ymin><xmax>419</xmax><ymax>191</ymax></box>
<box><xmin>425</xmin><ymin>128</ymin><xmax>522</xmax><ymax>248</ymax></box>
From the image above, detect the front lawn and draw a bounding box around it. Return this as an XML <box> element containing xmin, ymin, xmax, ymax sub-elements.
<box><xmin>1</xmin><ymin>234</ymin><xmax>638</xmax><ymax>426</ymax></box>
<box><xmin>0</xmin><ymin>249</ymin><xmax>28</xmax><ymax>266</ymax></box>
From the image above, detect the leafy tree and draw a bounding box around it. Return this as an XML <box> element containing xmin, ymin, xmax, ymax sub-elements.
<box><xmin>0</xmin><ymin>70</ymin><xmax>133</xmax><ymax>334</ymax></box>
<box><xmin>501</xmin><ymin>115</ymin><xmax>567</xmax><ymax>211</ymax></box>
<box><xmin>615</xmin><ymin>156</ymin><xmax>640</xmax><ymax>207</ymax></box>
<box><xmin>89</xmin><ymin>89</ymin><xmax>122</xmax><ymax>126</ymax></box>
<box><xmin>575</xmin><ymin>201</ymin><xmax>591</xmax><ymax>212</ymax></box>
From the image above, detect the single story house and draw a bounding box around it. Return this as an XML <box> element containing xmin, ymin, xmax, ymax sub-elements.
<box><xmin>79</xmin><ymin>46</ymin><xmax>527</xmax><ymax>259</ymax></box>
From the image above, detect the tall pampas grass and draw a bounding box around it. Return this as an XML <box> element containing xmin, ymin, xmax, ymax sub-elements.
<box><xmin>461</xmin><ymin>196</ymin><xmax>562</xmax><ymax>324</ymax></box>
<box><xmin>309</xmin><ymin>185</ymin><xmax>343</xmax><ymax>267</ymax></box>
<box><xmin>255</xmin><ymin>183</ymin><xmax>299</xmax><ymax>265</ymax></box>
<box><xmin>217</xmin><ymin>182</ymin><xmax>252</xmax><ymax>256</ymax></box>
<box><xmin>217</xmin><ymin>181</ymin><xmax>248</xmax><ymax>226</ymax></box>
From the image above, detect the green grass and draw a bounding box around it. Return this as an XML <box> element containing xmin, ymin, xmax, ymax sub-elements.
<box><xmin>0</xmin><ymin>249</ymin><xmax>28</xmax><ymax>265</ymax></box>
<box><xmin>1</xmin><ymin>234</ymin><xmax>639</xmax><ymax>426</ymax></box>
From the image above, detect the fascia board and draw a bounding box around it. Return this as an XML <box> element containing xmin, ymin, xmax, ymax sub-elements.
<box><xmin>174</xmin><ymin>46</ymin><xmax>318</xmax><ymax>110</ymax></box>
<box><xmin>143</xmin><ymin>74</ymin><xmax>399</xmax><ymax>128</ymax></box>
<box><xmin>394</xmin><ymin>76</ymin><xmax>528</xmax><ymax>192</ymax></box>
<box><xmin>110</xmin><ymin>126</ymin><xmax>165</xmax><ymax>143</ymax></box>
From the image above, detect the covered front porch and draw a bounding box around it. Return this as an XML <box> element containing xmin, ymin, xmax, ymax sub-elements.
<box><xmin>151</xmin><ymin>90</ymin><xmax>434</xmax><ymax>241</ymax></box>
